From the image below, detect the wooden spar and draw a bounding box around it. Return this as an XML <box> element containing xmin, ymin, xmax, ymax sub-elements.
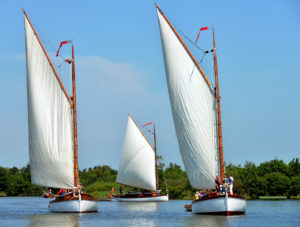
<box><xmin>22</xmin><ymin>8</ymin><xmax>71</xmax><ymax>104</ymax></box>
<box><xmin>153</xmin><ymin>124</ymin><xmax>159</xmax><ymax>191</ymax></box>
<box><xmin>213</xmin><ymin>30</ymin><xmax>224</xmax><ymax>181</ymax></box>
<box><xmin>154</xmin><ymin>3</ymin><xmax>212</xmax><ymax>88</ymax></box>
<box><xmin>72</xmin><ymin>45</ymin><xmax>79</xmax><ymax>188</ymax></box>
<box><xmin>128</xmin><ymin>114</ymin><xmax>154</xmax><ymax>150</ymax></box>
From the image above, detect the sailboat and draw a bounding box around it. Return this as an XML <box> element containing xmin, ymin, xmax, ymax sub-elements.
<box><xmin>23</xmin><ymin>9</ymin><xmax>97</xmax><ymax>213</ymax></box>
<box><xmin>155</xmin><ymin>4</ymin><xmax>246</xmax><ymax>215</ymax></box>
<box><xmin>113</xmin><ymin>114</ymin><xmax>169</xmax><ymax>202</ymax></box>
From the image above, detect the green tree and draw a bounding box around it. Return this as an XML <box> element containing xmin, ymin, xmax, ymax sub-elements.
<box><xmin>0</xmin><ymin>167</ymin><xmax>9</xmax><ymax>193</ymax></box>
<box><xmin>261</xmin><ymin>172</ymin><xmax>290</xmax><ymax>196</ymax></box>
<box><xmin>288</xmin><ymin>158</ymin><xmax>300</xmax><ymax>177</ymax></box>
<box><xmin>257</xmin><ymin>159</ymin><xmax>289</xmax><ymax>176</ymax></box>
<box><xmin>289</xmin><ymin>175</ymin><xmax>300</xmax><ymax>197</ymax></box>
<box><xmin>164</xmin><ymin>163</ymin><xmax>192</xmax><ymax>199</ymax></box>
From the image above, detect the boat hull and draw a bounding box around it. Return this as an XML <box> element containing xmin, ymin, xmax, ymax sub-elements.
<box><xmin>113</xmin><ymin>194</ymin><xmax>169</xmax><ymax>202</ymax></box>
<box><xmin>49</xmin><ymin>194</ymin><xmax>98</xmax><ymax>213</ymax></box>
<box><xmin>43</xmin><ymin>194</ymin><xmax>54</xmax><ymax>198</ymax></box>
<box><xmin>192</xmin><ymin>194</ymin><xmax>246</xmax><ymax>215</ymax></box>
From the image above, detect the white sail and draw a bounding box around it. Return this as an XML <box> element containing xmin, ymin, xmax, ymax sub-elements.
<box><xmin>116</xmin><ymin>115</ymin><xmax>156</xmax><ymax>191</ymax></box>
<box><xmin>156</xmin><ymin>9</ymin><xmax>218</xmax><ymax>189</ymax></box>
<box><xmin>24</xmin><ymin>15</ymin><xmax>74</xmax><ymax>189</ymax></box>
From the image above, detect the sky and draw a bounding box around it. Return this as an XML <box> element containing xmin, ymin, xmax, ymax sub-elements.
<box><xmin>0</xmin><ymin>0</ymin><xmax>299</xmax><ymax>170</ymax></box>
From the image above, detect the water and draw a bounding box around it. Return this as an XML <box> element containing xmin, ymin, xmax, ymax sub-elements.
<box><xmin>0</xmin><ymin>197</ymin><xmax>299</xmax><ymax>227</ymax></box>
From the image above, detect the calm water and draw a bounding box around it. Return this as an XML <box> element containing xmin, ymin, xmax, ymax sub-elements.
<box><xmin>0</xmin><ymin>197</ymin><xmax>299</xmax><ymax>227</ymax></box>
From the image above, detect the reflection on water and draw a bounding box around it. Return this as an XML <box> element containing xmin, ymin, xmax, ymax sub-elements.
<box><xmin>0</xmin><ymin>197</ymin><xmax>300</xmax><ymax>226</ymax></box>
<box><xmin>28</xmin><ymin>213</ymin><xmax>79</xmax><ymax>227</ymax></box>
<box><xmin>118</xmin><ymin>202</ymin><xmax>158</xmax><ymax>212</ymax></box>
<box><xmin>116</xmin><ymin>202</ymin><xmax>158</xmax><ymax>226</ymax></box>
<box><xmin>184</xmin><ymin>213</ymin><xmax>241</xmax><ymax>227</ymax></box>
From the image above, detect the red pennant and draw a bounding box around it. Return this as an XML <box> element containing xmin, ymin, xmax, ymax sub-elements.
<box><xmin>56</xmin><ymin>40</ymin><xmax>72</xmax><ymax>56</ymax></box>
<box><xmin>195</xmin><ymin>27</ymin><xmax>208</xmax><ymax>44</ymax></box>
<box><xmin>143</xmin><ymin>122</ymin><xmax>153</xmax><ymax>127</ymax></box>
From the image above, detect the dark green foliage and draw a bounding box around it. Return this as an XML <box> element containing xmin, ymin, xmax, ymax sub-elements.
<box><xmin>0</xmin><ymin>158</ymin><xmax>299</xmax><ymax>199</ymax></box>
<box><xmin>0</xmin><ymin>164</ymin><xmax>43</xmax><ymax>196</ymax></box>
<box><xmin>227</xmin><ymin>158</ymin><xmax>300</xmax><ymax>199</ymax></box>
<box><xmin>257</xmin><ymin>159</ymin><xmax>289</xmax><ymax>176</ymax></box>
<box><xmin>163</xmin><ymin>163</ymin><xmax>193</xmax><ymax>199</ymax></box>
<box><xmin>289</xmin><ymin>175</ymin><xmax>300</xmax><ymax>197</ymax></box>
<box><xmin>0</xmin><ymin>167</ymin><xmax>9</xmax><ymax>193</ymax></box>
<box><xmin>79</xmin><ymin>165</ymin><xmax>117</xmax><ymax>185</ymax></box>
<box><xmin>288</xmin><ymin>158</ymin><xmax>300</xmax><ymax>177</ymax></box>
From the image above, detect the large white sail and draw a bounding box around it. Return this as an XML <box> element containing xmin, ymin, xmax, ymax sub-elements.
<box><xmin>156</xmin><ymin>9</ymin><xmax>218</xmax><ymax>189</ymax></box>
<box><xmin>117</xmin><ymin>115</ymin><xmax>156</xmax><ymax>191</ymax></box>
<box><xmin>24</xmin><ymin>15</ymin><xmax>74</xmax><ymax>189</ymax></box>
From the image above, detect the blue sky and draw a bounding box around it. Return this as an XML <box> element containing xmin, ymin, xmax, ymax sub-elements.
<box><xmin>0</xmin><ymin>0</ymin><xmax>299</xmax><ymax>170</ymax></box>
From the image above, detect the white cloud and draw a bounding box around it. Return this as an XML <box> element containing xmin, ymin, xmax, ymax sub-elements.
<box><xmin>77</xmin><ymin>56</ymin><xmax>145</xmax><ymax>95</ymax></box>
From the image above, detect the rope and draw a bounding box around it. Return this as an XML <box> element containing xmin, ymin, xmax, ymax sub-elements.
<box><xmin>179</xmin><ymin>31</ymin><xmax>212</xmax><ymax>67</ymax></box>
<box><xmin>179</xmin><ymin>31</ymin><xmax>206</xmax><ymax>53</ymax></box>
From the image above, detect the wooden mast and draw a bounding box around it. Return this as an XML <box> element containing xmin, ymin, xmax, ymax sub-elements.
<box><xmin>72</xmin><ymin>45</ymin><xmax>79</xmax><ymax>188</ymax></box>
<box><xmin>153</xmin><ymin>124</ymin><xmax>159</xmax><ymax>191</ymax></box>
<box><xmin>22</xmin><ymin>8</ymin><xmax>71</xmax><ymax>104</ymax></box>
<box><xmin>213</xmin><ymin>30</ymin><xmax>224</xmax><ymax>181</ymax></box>
<box><xmin>154</xmin><ymin>3</ymin><xmax>212</xmax><ymax>88</ymax></box>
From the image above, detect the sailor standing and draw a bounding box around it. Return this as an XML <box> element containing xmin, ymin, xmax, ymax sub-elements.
<box><xmin>229</xmin><ymin>175</ymin><xmax>234</xmax><ymax>194</ymax></box>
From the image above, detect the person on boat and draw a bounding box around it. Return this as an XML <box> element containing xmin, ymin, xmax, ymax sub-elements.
<box><xmin>221</xmin><ymin>176</ymin><xmax>228</xmax><ymax>194</ymax></box>
<box><xmin>79</xmin><ymin>184</ymin><xmax>84</xmax><ymax>193</ymax></box>
<box><xmin>194</xmin><ymin>191</ymin><xmax>199</xmax><ymax>200</ymax></box>
<box><xmin>120</xmin><ymin>187</ymin><xmax>123</xmax><ymax>195</ymax></box>
<box><xmin>229</xmin><ymin>175</ymin><xmax>234</xmax><ymax>194</ymax></box>
<box><xmin>223</xmin><ymin>176</ymin><xmax>228</xmax><ymax>187</ymax></box>
<box><xmin>198</xmin><ymin>190</ymin><xmax>207</xmax><ymax>199</ymax></box>
<box><xmin>215</xmin><ymin>175</ymin><xmax>221</xmax><ymax>192</ymax></box>
<box><xmin>57</xmin><ymin>188</ymin><xmax>66</xmax><ymax>197</ymax></box>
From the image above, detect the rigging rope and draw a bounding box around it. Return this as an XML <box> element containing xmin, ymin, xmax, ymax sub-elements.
<box><xmin>179</xmin><ymin>31</ymin><xmax>211</xmax><ymax>65</ymax></box>
<box><xmin>179</xmin><ymin>31</ymin><xmax>206</xmax><ymax>53</ymax></box>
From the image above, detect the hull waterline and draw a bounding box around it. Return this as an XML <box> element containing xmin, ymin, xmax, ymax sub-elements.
<box><xmin>114</xmin><ymin>194</ymin><xmax>169</xmax><ymax>202</ymax></box>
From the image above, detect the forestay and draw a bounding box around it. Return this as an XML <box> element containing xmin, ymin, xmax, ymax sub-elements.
<box><xmin>117</xmin><ymin>115</ymin><xmax>156</xmax><ymax>191</ymax></box>
<box><xmin>156</xmin><ymin>9</ymin><xmax>218</xmax><ymax>189</ymax></box>
<box><xmin>24</xmin><ymin>15</ymin><xmax>74</xmax><ymax>189</ymax></box>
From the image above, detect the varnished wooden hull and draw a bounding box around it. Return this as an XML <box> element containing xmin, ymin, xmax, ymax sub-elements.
<box><xmin>49</xmin><ymin>193</ymin><xmax>98</xmax><ymax>213</ymax></box>
<box><xmin>43</xmin><ymin>194</ymin><xmax>54</xmax><ymax>198</ymax></box>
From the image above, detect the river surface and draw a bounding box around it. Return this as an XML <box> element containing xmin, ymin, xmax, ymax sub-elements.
<box><xmin>0</xmin><ymin>197</ymin><xmax>299</xmax><ymax>227</ymax></box>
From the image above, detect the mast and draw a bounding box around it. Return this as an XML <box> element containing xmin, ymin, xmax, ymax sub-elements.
<box><xmin>153</xmin><ymin>124</ymin><xmax>159</xmax><ymax>191</ymax></box>
<box><xmin>72</xmin><ymin>45</ymin><xmax>79</xmax><ymax>188</ymax></box>
<box><xmin>156</xmin><ymin>4</ymin><xmax>218</xmax><ymax>189</ymax></box>
<box><xmin>116</xmin><ymin>115</ymin><xmax>157</xmax><ymax>191</ymax></box>
<box><xmin>22</xmin><ymin>8</ymin><xmax>71</xmax><ymax>104</ymax></box>
<box><xmin>213</xmin><ymin>30</ymin><xmax>224</xmax><ymax>181</ymax></box>
<box><xmin>154</xmin><ymin>3</ymin><xmax>212</xmax><ymax>88</ymax></box>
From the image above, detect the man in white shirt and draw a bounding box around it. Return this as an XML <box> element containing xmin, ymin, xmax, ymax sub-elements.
<box><xmin>229</xmin><ymin>175</ymin><xmax>234</xmax><ymax>194</ymax></box>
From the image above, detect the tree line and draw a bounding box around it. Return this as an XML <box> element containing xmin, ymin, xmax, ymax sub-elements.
<box><xmin>0</xmin><ymin>158</ymin><xmax>299</xmax><ymax>199</ymax></box>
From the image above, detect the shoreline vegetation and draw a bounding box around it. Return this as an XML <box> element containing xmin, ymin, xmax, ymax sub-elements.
<box><xmin>0</xmin><ymin>158</ymin><xmax>299</xmax><ymax>200</ymax></box>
